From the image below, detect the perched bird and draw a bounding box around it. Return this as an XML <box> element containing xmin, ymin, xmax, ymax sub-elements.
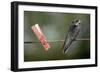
<box><xmin>63</xmin><ymin>19</ymin><xmax>81</xmax><ymax>54</ymax></box>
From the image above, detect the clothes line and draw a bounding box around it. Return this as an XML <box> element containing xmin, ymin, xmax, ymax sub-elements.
<box><xmin>24</xmin><ymin>38</ymin><xmax>90</xmax><ymax>43</ymax></box>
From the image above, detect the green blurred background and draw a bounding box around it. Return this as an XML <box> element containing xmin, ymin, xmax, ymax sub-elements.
<box><xmin>24</xmin><ymin>11</ymin><xmax>90</xmax><ymax>62</ymax></box>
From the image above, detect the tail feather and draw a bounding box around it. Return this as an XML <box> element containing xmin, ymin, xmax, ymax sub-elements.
<box><xmin>63</xmin><ymin>39</ymin><xmax>74</xmax><ymax>54</ymax></box>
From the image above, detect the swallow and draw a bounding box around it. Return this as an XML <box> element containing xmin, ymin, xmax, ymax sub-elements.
<box><xmin>63</xmin><ymin>19</ymin><xmax>81</xmax><ymax>54</ymax></box>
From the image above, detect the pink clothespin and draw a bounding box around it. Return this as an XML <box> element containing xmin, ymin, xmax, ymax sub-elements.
<box><xmin>31</xmin><ymin>24</ymin><xmax>50</xmax><ymax>51</ymax></box>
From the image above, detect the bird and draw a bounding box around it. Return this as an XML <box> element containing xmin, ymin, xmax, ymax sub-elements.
<box><xmin>63</xmin><ymin>19</ymin><xmax>81</xmax><ymax>54</ymax></box>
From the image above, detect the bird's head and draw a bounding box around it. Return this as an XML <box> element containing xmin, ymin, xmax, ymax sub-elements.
<box><xmin>72</xmin><ymin>19</ymin><xmax>81</xmax><ymax>26</ymax></box>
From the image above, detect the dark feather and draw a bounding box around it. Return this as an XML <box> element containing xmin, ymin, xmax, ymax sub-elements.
<box><xmin>63</xmin><ymin>19</ymin><xmax>80</xmax><ymax>54</ymax></box>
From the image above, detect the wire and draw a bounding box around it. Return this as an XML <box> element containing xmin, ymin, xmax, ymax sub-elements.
<box><xmin>24</xmin><ymin>38</ymin><xmax>90</xmax><ymax>43</ymax></box>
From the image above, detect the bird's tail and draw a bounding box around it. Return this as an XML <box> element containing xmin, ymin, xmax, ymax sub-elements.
<box><xmin>63</xmin><ymin>39</ymin><xmax>74</xmax><ymax>54</ymax></box>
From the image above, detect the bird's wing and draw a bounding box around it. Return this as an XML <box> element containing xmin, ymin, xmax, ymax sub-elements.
<box><xmin>63</xmin><ymin>25</ymin><xmax>80</xmax><ymax>53</ymax></box>
<box><xmin>71</xmin><ymin>26</ymin><xmax>80</xmax><ymax>40</ymax></box>
<box><xmin>62</xmin><ymin>25</ymin><xmax>72</xmax><ymax>48</ymax></box>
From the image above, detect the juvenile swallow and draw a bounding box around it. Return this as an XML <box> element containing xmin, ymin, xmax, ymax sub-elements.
<box><xmin>63</xmin><ymin>19</ymin><xmax>81</xmax><ymax>54</ymax></box>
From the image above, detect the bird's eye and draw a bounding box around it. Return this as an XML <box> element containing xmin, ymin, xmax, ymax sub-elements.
<box><xmin>76</xmin><ymin>20</ymin><xmax>79</xmax><ymax>22</ymax></box>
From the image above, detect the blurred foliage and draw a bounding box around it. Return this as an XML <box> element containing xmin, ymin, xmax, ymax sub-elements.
<box><xmin>24</xmin><ymin>11</ymin><xmax>90</xmax><ymax>62</ymax></box>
